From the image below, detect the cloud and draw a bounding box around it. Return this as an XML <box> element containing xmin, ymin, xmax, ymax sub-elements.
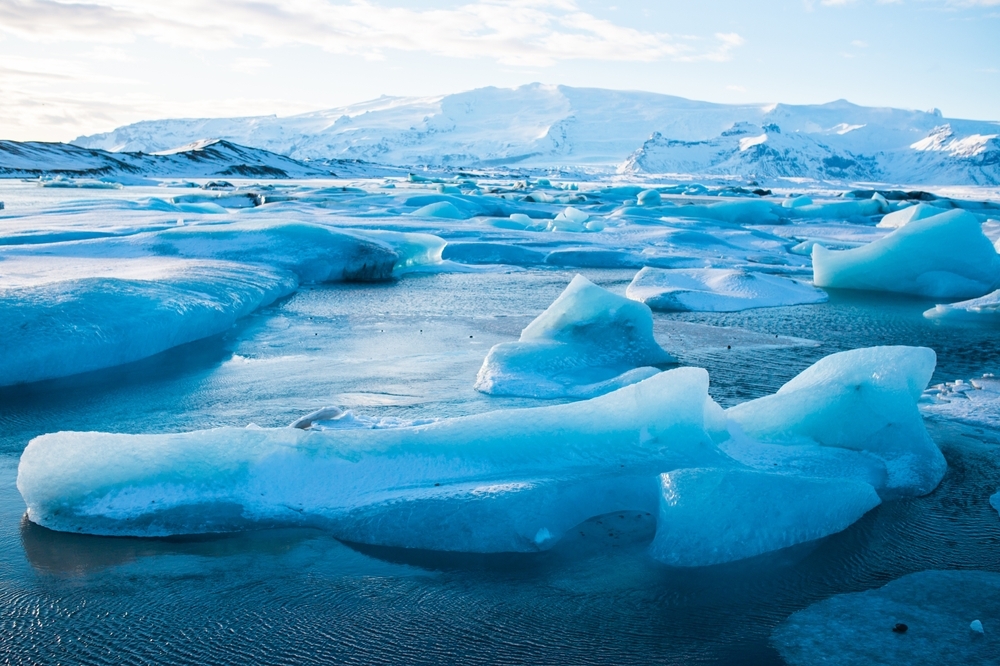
<box><xmin>0</xmin><ymin>0</ymin><xmax>743</xmax><ymax>67</ymax></box>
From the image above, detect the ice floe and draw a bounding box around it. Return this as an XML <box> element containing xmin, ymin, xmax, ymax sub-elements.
<box><xmin>727</xmin><ymin>346</ymin><xmax>945</xmax><ymax>497</ymax></box>
<box><xmin>773</xmin><ymin>570</ymin><xmax>1000</xmax><ymax>666</ymax></box>
<box><xmin>921</xmin><ymin>374</ymin><xmax>1000</xmax><ymax>427</ymax></box>
<box><xmin>813</xmin><ymin>209</ymin><xmax>1000</xmax><ymax>298</ymax></box>
<box><xmin>626</xmin><ymin>267</ymin><xmax>827</xmax><ymax>312</ymax></box>
<box><xmin>475</xmin><ymin>275</ymin><xmax>676</xmax><ymax>398</ymax></box>
<box><xmin>923</xmin><ymin>289</ymin><xmax>1000</xmax><ymax>320</ymax></box>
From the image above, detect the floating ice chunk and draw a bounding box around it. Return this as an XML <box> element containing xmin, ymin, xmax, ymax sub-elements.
<box><xmin>790</xmin><ymin>199</ymin><xmax>887</xmax><ymax>220</ymax></box>
<box><xmin>813</xmin><ymin>210</ymin><xmax>1000</xmax><ymax>299</ymax></box>
<box><xmin>782</xmin><ymin>196</ymin><xmax>813</xmax><ymax>209</ymax></box>
<box><xmin>921</xmin><ymin>375</ymin><xmax>1000</xmax><ymax>427</ymax></box>
<box><xmin>18</xmin><ymin>367</ymin><xmax>723</xmax><ymax>542</ymax></box>
<box><xmin>877</xmin><ymin>202</ymin><xmax>945</xmax><ymax>229</ymax></box>
<box><xmin>727</xmin><ymin>346</ymin><xmax>945</xmax><ymax>496</ymax></box>
<box><xmin>409</xmin><ymin>201</ymin><xmax>467</xmax><ymax>219</ymax></box>
<box><xmin>971</xmin><ymin>620</ymin><xmax>985</xmax><ymax>634</ymax></box>
<box><xmin>991</xmin><ymin>491</ymin><xmax>1000</xmax><ymax>517</ymax></box>
<box><xmin>38</xmin><ymin>176</ymin><xmax>122</xmax><ymax>189</ymax></box>
<box><xmin>923</xmin><ymin>289</ymin><xmax>1000</xmax><ymax>320</ymax></box>
<box><xmin>0</xmin><ymin>261</ymin><xmax>297</xmax><ymax>386</ymax></box>
<box><xmin>626</xmin><ymin>267</ymin><xmax>827</xmax><ymax>312</ymax></box>
<box><xmin>637</xmin><ymin>189</ymin><xmax>662</xmax><ymax>206</ymax></box>
<box><xmin>546</xmin><ymin>206</ymin><xmax>590</xmax><ymax>232</ymax></box>
<box><xmin>649</xmin><ymin>468</ymin><xmax>880</xmax><ymax>567</ymax></box>
<box><xmin>773</xmin><ymin>570</ymin><xmax>1000</xmax><ymax>666</ymax></box>
<box><xmin>347</xmin><ymin>229</ymin><xmax>445</xmax><ymax>273</ymax></box>
<box><xmin>671</xmin><ymin>199</ymin><xmax>779</xmax><ymax>225</ymax></box>
<box><xmin>476</xmin><ymin>275</ymin><xmax>676</xmax><ymax>398</ymax></box>
<box><xmin>443</xmin><ymin>242</ymin><xmax>546</xmax><ymax>266</ymax></box>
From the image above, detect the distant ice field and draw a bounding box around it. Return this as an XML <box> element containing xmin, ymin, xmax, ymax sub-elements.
<box><xmin>1</xmin><ymin>178</ymin><xmax>1000</xmax><ymax>663</ymax></box>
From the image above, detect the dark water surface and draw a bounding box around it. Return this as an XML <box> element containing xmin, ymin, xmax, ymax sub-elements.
<box><xmin>1</xmin><ymin>270</ymin><xmax>999</xmax><ymax>664</ymax></box>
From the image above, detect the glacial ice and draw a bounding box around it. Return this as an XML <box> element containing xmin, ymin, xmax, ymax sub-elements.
<box><xmin>637</xmin><ymin>189</ymin><xmax>662</xmax><ymax>206</ymax></box>
<box><xmin>876</xmin><ymin>202</ymin><xmax>944</xmax><ymax>229</ymax></box>
<box><xmin>812</xmin><ymin>210</ymin><xmax>1000</xmax><ymax>299</ymax></box>
<box><xmin>773</xmin><ymin>570</ymin><xmax>1000</xmax><ymax>666</ymax></box>
<box><xmin>726</xmin><ymin>346</ymin><xmax>945</xmax><ymax>496</ymax></box>
<box><xmin>921</xmin><ymin>375</ymin><xmax>1000</xmax><ymax>427</ymax></box>
<box><xmin>626</xmin><ymin>267</ymin><xmax>827</xmax><ymax>312</ymax></box>
<box><xmin>475</xmin><ymin>275</ymin><xmax>676</xmax><ymax>398</ymax></box>
<box><xmin>923</xmin><ymin>289</ymin><xmax>1000</xmax><ymax>320</ymax></box>
<box><xmin>409</xmin><ymin>201</ymin><xmax>468</xmax><ymax>219</ymax></box>
<box><xmin>17</xmin><ymin>367</ymin><xmax>725</xmax><ymax>542</ymax></box>
<box><xmin>649</xmin><ymin>468</ymin><xmax>880</xmax><ymax>567</ymax></box>
<box><xmin>0</xmin><ymin>261</ymin><xmax>297</xmax><ymax>386</ymax></box>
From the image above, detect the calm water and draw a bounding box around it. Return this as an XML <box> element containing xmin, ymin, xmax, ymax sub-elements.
<box><xmin>1</xmin><ymin>269</ymin><xmax>999</xmax><ymax>665</ymax></box>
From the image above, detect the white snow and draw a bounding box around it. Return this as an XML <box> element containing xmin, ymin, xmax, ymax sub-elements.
<box><xmin>774</xmin><ymin>570</ymin><xmax>1000</xmax><ymax>666</ymax></box>
<box><xmin>813</xmin><ymin>209</ymin><xmax>1000</xmax><ymax>299</ymax></box>
<box><xmin>626</xmin><ymin>267</ymin><xmax>827</xmax><ymax>312</ymax></box>
<box><xmin>649</xmin><ymin>468</ymin><xmax>880</xmax><ymax>567</ymax></box>
<box><xmin>475</xmin><ymin>275</ymin><xmax>676</xmax><ymax>398</ymax></box>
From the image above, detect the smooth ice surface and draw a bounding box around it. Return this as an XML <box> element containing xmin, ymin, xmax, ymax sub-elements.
<box><xmin>17</xmin><ymin>368</ymin><xmax>725</xmax><ymax>544</ymax></box>
<box><xmin>727</xmin><ymin>346</ymin><xmax>945</xmax><ymax>496</ymax></box>
<box><xmin>924</xmin><ymin>289</ymin><xmax>1000</xmax><ymax>320</ymax></box>
<box><xmin>649</xmin><ymin>468</ymin><xmax>880</xmax><ymax>567</ymax></box>
<box><xmin>475</xmin><ymin>275</ymin><xmax>676</xmax><ymax>398</ymax></box>
<box><xmin>773</xmin><ymin>570</ymin><xmax>1000</xmax><ymax>666</ymax></box>
<box><xmin>0</xmin><ymin>261</ymin><xmax>297</xmax><ymax>386</ymax></box>
<box><xmin>876</xmin><ymin>202</ymin><xmax>945</xmax><ymax>229</ymax></box>
<box><xmin>626</xmin><ymin>267</ymin><xmax>827</xmax><ymax>312</ymax></box>
<box><xmin>813</xmin><ymin>210</ymin><xmax>1000</xmax><ymax>299</ymax></box>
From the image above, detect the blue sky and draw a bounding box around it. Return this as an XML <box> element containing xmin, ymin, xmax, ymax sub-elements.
<box><xmin>1</xmin><ymin>0</ymin><xmax>997</xmax><ymax>141</ymax></box>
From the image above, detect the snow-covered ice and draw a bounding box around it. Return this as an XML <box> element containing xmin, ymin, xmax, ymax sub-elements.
<box><xmin>923</xmin><ymin>289</ymin><xmax>1000</xmax><ymax>320</ymax></box>
<box><xmin>475</xmin><ymin>275</ymin><xmax>675</xmax><ymax>398</ymax></box>
<box><xmin>876</xmin><ymin>202</ymin><xmax>945</xmax><ymax>229</ymax></box>
<box><xmin>773</xmin><ymin>570</ymin><xmax>1000</xmax><ymax>666</ymax></box>
<box><xmin>649</xmin><ymin>468</ymin><xmax>880</xmax><ymax>567</ymax></box>
<box><xmin>626</xmin><ymin>267</ymin><xmax>827</xmax><ymax>312</ymax></box>
<box><xmin>813</xmin><ymin>209</ymin><xmax>1000</xmax><ymax>299</ymax></box>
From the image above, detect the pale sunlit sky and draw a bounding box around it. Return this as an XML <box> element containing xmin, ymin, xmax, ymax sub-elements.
<box><xmin>1</xmin><ymin>0</ymin><xmax>998</xmax><ymax>142</ymax></box>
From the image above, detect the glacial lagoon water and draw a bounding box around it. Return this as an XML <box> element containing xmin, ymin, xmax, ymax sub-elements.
<box><xmin>2</xmin><ymin>268</ymin><xmax>999</xmax><ymax>665</ymax></box>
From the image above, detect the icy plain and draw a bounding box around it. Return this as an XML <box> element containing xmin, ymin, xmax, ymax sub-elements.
<box><xmin>1</xmin><ymin>172</ymin><xmax>1000</xmax><ymax>664</ymax></box>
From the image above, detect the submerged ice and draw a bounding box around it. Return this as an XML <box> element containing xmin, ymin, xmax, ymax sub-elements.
<box><xmin>474</xmin><ymin>275</ymin><xmax>676</xmax><ymax>398</ymax></box>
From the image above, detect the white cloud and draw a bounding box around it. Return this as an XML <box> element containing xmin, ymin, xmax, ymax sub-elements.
<box><xmin>0</xmin><ymin>0</ymin><xmax>743</xmax><ymax>67</ymax></box>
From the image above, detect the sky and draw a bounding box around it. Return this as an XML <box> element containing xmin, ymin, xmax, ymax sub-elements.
<box><xmin>1</xmin><ymin>0</ymin><xmax>998</xmax><ymax>142</ymax></box>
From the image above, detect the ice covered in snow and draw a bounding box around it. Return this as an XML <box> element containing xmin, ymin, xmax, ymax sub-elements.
<box><xmin>923</xmin><ymin>289</ymin><xmax>1000</xmax><ymax>320</ymax></box>
<box><xmin>727</xmin><ymin>346</ymin><xmax>945</xmax><ymax>497</ymax></box>
<box><xmin>626</xmin><ymin>267</ymin><xmax>827</xmax><ymax>312</ymax></box>
<box><xmin>0</xmin><ymin>260</ymin><xmax>296</xmax><ymax>386</ymax></box>
<box><xmin>921</xmin><ymin>374</ymin><xmax>1000</xmax><ymax>427</ymax></box>
<box><xmin>812</xmin><ymin>210</ymin><xmax>1000</xmax><ymax>299</ymax></box>
<box><xmin>773</xmin><ymin>570</ymin><xmax>1000</xmax><ymax>666</ymax></box>
<box><xmin>876</xmin><ymin>202</ymin><xmax>945</xmax><ymax>229</ymax></box>
<box><xmin>649</xmin><ymin>468</ymin><xmax>880</xmax><ymax>567</ymax></box>
<box><xmin>475</xmin><ymin>275</ymin><xmax>676</xmax><ymax>398</ymax></box>
<box><xmin>17</xmin><ymin>367</ymin><xmax>725</xmax><ymax>543</ymax></box>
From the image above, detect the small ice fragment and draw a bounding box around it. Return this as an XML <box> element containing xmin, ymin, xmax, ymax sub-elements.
<box><xmin>970</xmin><ymin>620</ymin><xmax>984</xmax><ymax>634</ymax></box>
<box><xmin>534</xmin><ymin>528</ymin><xmax>552</xmax><ymax>544</ymax></box>
<box><xmin>290</xmin><ymin>406</ymin><xmax>346</xmax><ymax>430</ymax></box>
<box><xmin>782</xmin><ymin>195</ymin><xmax>812</xmax><ymax>209</ymax></box>
<box><xmin>637</xmin><ymin>189</ymin><xmax>662</xmax><ymax>206</ymax></box>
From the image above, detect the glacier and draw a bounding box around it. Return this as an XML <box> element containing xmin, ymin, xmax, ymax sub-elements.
<box><xmin>67</xmin><ymin>85</ymin><xmax>1000</xmax><ymax>186</ymax></box>
<box><xmin>625</xmin><ymin>267</ymin><xmax>827</xmax><ymax>312</ymax></box>
<box><xmin>474</xmin><ymin>274</ymin><xmax>676</xmax><ymax>398</ymax></box>
<box><xmin>812</xmin><ymin>210</ymin><xmax>1000</xmax><ymax>299</ymax></box>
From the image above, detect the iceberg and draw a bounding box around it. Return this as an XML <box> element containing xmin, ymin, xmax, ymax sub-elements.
<box><xmin>773</xmin><ymin>570</ymin><xmax>1000</xmax><ymax>666</ymax></box>
<box><xmin>408</xmin><ymin>201</ymin><xmax>467</xmax><ymax>219</ymax></box>
<box><xmin>17</xmin><ymin>367</ymin><xmax>725</xmax><ymax>543</ymax></box>
<box><xmin>475</xmin><ymin>275</ymin><xmax>676</xmax><ymax>398</ymax></box>
<box><xmin>812</xmin><ymin>210</ymin><xmax>1000</xmax><ymax>299</ymax></box>
<box><xmin>649</xmin><ymin>468</ymin><xmax>880</xmax><ymax>567</ymax></box>
<box><xmin>876</xmin><ymin>202</ymin><xmax>945</xmax><ymax>229</ymax></box>
<box><xmin>923</xmin><ymin>289</ymin><xmax>1000</xmax><ymax>320</ymax></box>
<box><xmin>726</xmin><ymin>346</ymin><xmax>945</xmax><ymax>497</ymax></box>
<box><xmin>626</xmin><ymin>267</ymin><xmax>827</xmax><ymax>312</ymax></box>
<box><xmin>0</xmin><ymin>261</ymin><xmax>297</xmax><ymax>386</ymax></box>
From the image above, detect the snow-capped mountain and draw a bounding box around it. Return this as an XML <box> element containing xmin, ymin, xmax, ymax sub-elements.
<box><xmin>0</xmin><ymin>139</ymin><xmax>349</xmax><ymax>179</ymax></box>
<box><xmin>64</xmin><ymin>83</ymin><xmax>1000</xmax><ymax>185</ymax></box>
